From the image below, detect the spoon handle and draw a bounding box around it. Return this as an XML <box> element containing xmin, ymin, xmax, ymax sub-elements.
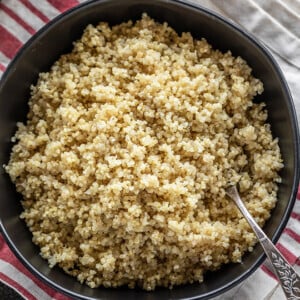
<box><xmin>226</xmin><ymin>186</ymin><xmax>300</xmax><ymax>300</ymax></box>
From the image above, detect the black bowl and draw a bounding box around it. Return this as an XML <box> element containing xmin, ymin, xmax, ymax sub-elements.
<box><xmin>0</xmin><ymin>0</ymin><xmax>299</xmax><ymax>299</ymax></box>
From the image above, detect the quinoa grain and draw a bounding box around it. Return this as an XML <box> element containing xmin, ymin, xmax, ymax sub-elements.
<box><xmin>5</xmin><ymin>14</ymin><xmax>283</xmax><ymax>290</ymax></box>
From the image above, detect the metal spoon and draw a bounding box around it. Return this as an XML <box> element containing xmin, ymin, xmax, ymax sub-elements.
<box><xmin>226</xmin><ymin>185</ymin><xmax>300</xmax><ymax>300</ymax></box>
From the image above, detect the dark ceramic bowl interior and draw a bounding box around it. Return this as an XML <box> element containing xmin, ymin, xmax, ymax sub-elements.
<box><xmin>0</xmin><ymin>0</ymin><xmax>299</xmax><ymax>299</ymax></box>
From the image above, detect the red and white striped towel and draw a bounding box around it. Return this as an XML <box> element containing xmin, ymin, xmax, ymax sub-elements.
<box><xmin>0</xmin><ymin>1</ymin><xmax>299</xmax><ymax>299</ymax></box>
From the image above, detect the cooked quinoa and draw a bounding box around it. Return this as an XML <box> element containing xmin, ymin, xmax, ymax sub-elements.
<box><xmin>5</xmin><ymin>14</ymin><xmax>283</xmax><ymax>290</ymax></box>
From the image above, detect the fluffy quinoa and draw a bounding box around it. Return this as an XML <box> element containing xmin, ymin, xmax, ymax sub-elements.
<box><xmin>5</xmin><ymin>14</ymin><xmax>283</xmax><ymax>290</ymax></box>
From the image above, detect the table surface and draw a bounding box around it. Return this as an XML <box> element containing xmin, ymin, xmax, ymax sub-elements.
<box><xmin>0</xmin><ymin>281</ymin><xmax>24</xmax><ymax>300</ymax></box>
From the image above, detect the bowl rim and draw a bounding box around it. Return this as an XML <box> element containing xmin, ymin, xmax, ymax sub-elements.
<box><xmin>0</xmin><ymin>0</ymin><xmax>299</xmax><ymax>299</ymax></box>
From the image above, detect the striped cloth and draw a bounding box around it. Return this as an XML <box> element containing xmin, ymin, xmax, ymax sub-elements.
<box><xmin>0</xmin><ymin>1</ymin><xmax>299</xmax><ymax>299</ymax></box>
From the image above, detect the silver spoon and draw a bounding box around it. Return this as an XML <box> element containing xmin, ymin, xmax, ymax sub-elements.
<box><xmin>226</xmin><ymin>185</ymin><xmax>300</xmax><ymax>300</ymax></box>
